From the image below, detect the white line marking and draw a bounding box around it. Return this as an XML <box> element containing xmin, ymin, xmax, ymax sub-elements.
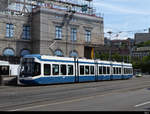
<box><xmin>134</xmin><ymin>101</ymin><xmax>150</xmax><ymax>107</ymax></box>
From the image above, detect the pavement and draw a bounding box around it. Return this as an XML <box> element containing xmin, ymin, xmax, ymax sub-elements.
<box><xmin>0</xmin><ymin>76</ymin><xmax>17</xmax><ymax>86</ymax></box>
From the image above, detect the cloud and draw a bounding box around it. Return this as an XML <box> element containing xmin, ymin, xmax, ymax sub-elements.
<box><xmin>93</xmin><ymin>0</ymin><xmax>150</xmax><ymax>39</ymax></box>
<box><xmin>94</xmin><ymin>1</ymin><xmax>150</xmax><ymax>15</ymax></box>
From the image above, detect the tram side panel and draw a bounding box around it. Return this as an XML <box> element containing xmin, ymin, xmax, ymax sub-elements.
<box><xmin>77</xmin><ymin>59</ymin><xmax>96</xmax><ymax>82</ymax></box>
<box><xmin>42</xmin><ymin>60</ymin><xmax>76</xmax><ymax>84</ymax></box>
<box><xmin>97</xmin><ymin>61</ymin><xmax>112</xmax><ymax>81</ymax></box>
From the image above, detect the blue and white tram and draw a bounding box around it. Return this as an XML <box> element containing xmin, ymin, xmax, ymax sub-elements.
<box><xmin>18</xmin><ymin>54</ymin><xmax>133</xmax><ymax>85</ymax></box>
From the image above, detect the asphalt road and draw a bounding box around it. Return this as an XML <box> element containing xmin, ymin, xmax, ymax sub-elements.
<box><xmin>0</xmin><ymin>75</ymin><xmax>150</xmax><ymax>111</ymax></box>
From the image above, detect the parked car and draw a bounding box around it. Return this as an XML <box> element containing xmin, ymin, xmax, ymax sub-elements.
<box><xmin>135</xmin><ymin>73</ymin><xmax>142</xmax><ymax>77</ymax></box>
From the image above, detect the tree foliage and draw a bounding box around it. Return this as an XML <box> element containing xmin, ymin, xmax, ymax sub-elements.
<box><xmin>136</xmin><ymin>40</ymin><xmax>150</xmax><ymax>47</ymax></box>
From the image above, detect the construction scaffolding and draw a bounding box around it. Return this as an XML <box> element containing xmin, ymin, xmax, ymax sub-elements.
<box><xmin>0</xmin><ymin>0</ymin><xmax>96</xmax><ymax>16</ymax></box>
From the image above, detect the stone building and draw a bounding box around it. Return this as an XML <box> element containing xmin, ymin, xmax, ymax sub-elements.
<box><xmin>135</xmin><ymin>28</ymin><xmax>150</xmax><ymax>44</ymax></box>
<box><xmin>132</xmin><ymin>47</ymin><xmax>150</xmax><ymax>60</ymax></box>
<box><xmin>0</xmin><ymin>14</ymin><xmax>32</xmax><ymax>63</ymax></box>
<box><xmin>32</xmin><ymin>7</ymin><xmax>104</xmax><ymax>58</ymax></box>
<box><xmin>0</xmin><ymin>0</ymin><xmax>104</xmax><ymax>63</ymax></box>
<box><xmin>133</xmin><ymin>28</ymin><xmax>150</xmax><ymax>60</ymax></box>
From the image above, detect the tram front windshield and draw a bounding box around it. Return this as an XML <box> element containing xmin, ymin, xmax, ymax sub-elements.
<box><xmin>20</xmin><ymin>58</ymin><xmax>41</xmax><ymax>77</ymax></box>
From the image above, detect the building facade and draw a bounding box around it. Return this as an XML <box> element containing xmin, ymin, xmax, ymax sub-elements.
<box><xmin>0</xmin><ymin>1</ymin><xmax>104</xmax><ymax>63</ymax></box>
<box><xmin>132</xmin><ymin>47</ymin><xmax>150</xmax><ymax>60</ymax></box>
<box><xmin>0</xmin><ymin>14</ymin><xmax>32</xmax><ymax>63</ymax></box>
<box><xmin>133</xmin><ymin>28</ymin><xmax>150</xmax><ymax>60</ymax></box>
<box><xmin>135</xmin><ymin>28</ymin><xmax>150</xmax><ymax>44</ymax></box>
<box><xmin>32</xmin><ymin>7</ymin><xmax>104</xmax><ymax>58</ymax></box>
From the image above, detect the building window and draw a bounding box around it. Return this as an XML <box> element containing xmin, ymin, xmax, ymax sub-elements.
<box><xmin>55</xmin><ymin>15</ymin><xmax>62</xmax><ymax>19</ymax></box>
<box><xmin>6</xmin><ymin>24</ymin><xmax>14</xmax><ymax>38</ymax></box>
<box><xmin>70</xmin><ymin>50</ymin><xmax>78</xmax><ymax>57</ymax></box>
<box><xmin>3</xmin><ymin>48</ymin><xmax>15</xmax><ymax>56</ymax></box>
<box><xmin>55</xmin><ymin>26</ymin><xmax>62</xmax><ymax>39</ymax></box>
<box><xmin>20</xmin><ymin>49</ymin><xmax>30</xmax><ymax>57</ymax></box>
<box><xmin>22</xmin><ymin>25</ymin><xmax>31</xmax><ymax>40</ymax></box>
<box><xmin>85</xmin><ymin>30</ymin><xmax>91</xmax><ymax>42</ymax></box>
<box><xmin>71</xmin><ymin>28</ymin><xmax>77</xmax><ymax>41</ymax></box>
<box><xmin>54</xmin><ymin>50</ymin><xmax>63</xmax><ymax>57</ymax></box>
<box><xmin>71</xmin><ymin>18</ymin><xmax>77</xmax><ymax>22</ymax></box>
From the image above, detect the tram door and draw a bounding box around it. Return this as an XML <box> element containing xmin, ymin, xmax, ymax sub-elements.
<box><xmin>95</xmin><ymin>60</ymin><xmax>98</xmax><ymax>81</ymax></box>
<box><xmin>74</xmin><ymin>58</ymin><xmax>79</xmax><ymax>83</ymax></box>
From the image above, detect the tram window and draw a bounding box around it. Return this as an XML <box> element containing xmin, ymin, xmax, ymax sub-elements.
<box><xmin>90</xmin><ymin>66</ymin><xmax>94</xmax><ymax>75</ymax></box>
<box><xmin>129</xmin><ymin>68</ymin><xmax>131</xmax><ymax>74</ymax></box>
<box><xmin>124</xmin><ymin>68</ymin><xmax>127</xmax><ymax>74</ymax></box>
<box><xmin>99</xmin><ymin>66</ymin><xmax>102</xmax><ymax>74</ymax></box>
<box><xmin>124</xmin><ymin>68</ymin><xmax>125</xmax><ymax>74</ymax></box>
<box><xmin>113</xmin><ymin>67</ymin><xmax>116</xmax><ymax>74</ymax></box>
<box><xmin>80</xmin><ymin>65</ymin><xmax>84</xmax><ymax>75</ymax></box>
<box><xmin>103</xmin><ymin>66</ymin><xmax>106</xmax><ymax>74</ymax></box>
<box><xmin>128</xmin><ymin>68</ymin><xmax>130</xmax><ymax>74</ymax></box>
<box><xmin>130</xmin><ymin>68</ymin><xmax>133</xmax><ymax>74</ymax></box>
<box><xmin>85</xmin><ymin>66</ymin><xmax>89</xmax><ymax>75</ymax></box>
<box><xmin>60</xmin><ymin>64</ymin><xmax>66</xmax><ymax>75</ymax></box>
<box><xmin>44</xmin><ymin>64</ymin><xmax>51</xmax><ymax>75</ymax></box>
<box><xmin>34</xmin><ymin>63</ymin><xmax>41</xmax><ymax>76</ymax></box>
<box><xmin>127</xmin><ymin>68</ymin><xmax>128</xmax><ymax>74</ymax></box>
<box><xmin>0</xmin><ymin>66</ymin><xmax>9</xmax><ymax>75</ymax></box>
<box><xmin>52</xmin><ymin>64</ymin><xmax>59</xmax><ymax>75</ymax></box>
<box><xmin>130</xmin><ymin>68</ymin><xmax>132</xmax><ymax>74</ymax></box>
<box><xmin>116</xmin><ymin>67</ymin><xmax>119</xmax><ymax>74</ymax></box>
<box><xmin>107</xmin><ymin>67</ymin><xmax>110</xmax><ymax>74</ymax></box>
<box><xmin>119</xmin><ymin>68</ymin><xmax>121</xmax><ymax>74</ymax></box>
<box><xmin>68</xmin><ymin>65</ymin><xmax>73</xmax><ymax>75</ymax></box>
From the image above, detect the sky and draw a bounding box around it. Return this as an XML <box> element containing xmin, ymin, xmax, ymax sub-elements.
<box><xmin>93</xmin><ymin>0</ymin><xmax>150</xmax><ymax>40</ymax></box>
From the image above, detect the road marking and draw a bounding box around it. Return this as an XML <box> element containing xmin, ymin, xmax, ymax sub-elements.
<box><xmin>134</xmin><ymin>101</ymin><xmax>150</xmax><ymax>107</ymax></box>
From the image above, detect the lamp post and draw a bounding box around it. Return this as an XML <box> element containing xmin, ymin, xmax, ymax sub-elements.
<box><xmin>107</xmin><ymin>31</ymin><xmax>112</xmax><ymax>61</ymax></box>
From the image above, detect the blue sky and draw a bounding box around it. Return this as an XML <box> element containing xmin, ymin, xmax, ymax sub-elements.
<box><xmin>93</xmin><ymin>0</ymin><xmax>150</xmax><ymax>39</ymax></box>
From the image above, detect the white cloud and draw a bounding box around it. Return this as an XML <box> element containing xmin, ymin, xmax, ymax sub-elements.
<box><xmin>94</xmin><ymin>1</ymin><xmax>150</xmax><ymax>15</ymax></box>
<box><xmin>93</xmin><ymin>0</ymin><xmax>150</xmax><ymax>39</ymax></box>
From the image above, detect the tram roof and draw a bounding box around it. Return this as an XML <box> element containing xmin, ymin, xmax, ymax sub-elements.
<box><xmin>23</xmin><ymin>54</ymin><xmax>132</xmax><ymax>66</ymax></box>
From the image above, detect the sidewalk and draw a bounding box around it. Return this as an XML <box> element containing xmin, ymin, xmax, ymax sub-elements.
<box><xmin>0</xmin><ymin>75</ymin><xmax>17</xmax><ymax>86</ymax></box>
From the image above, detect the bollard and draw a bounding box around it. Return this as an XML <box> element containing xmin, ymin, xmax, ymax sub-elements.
<box><xmin>0</xmin><ymin>75</ymin><xmax>4</xmax><ymax>86</ymax></box>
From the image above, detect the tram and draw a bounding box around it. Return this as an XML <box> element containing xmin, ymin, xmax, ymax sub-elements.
<box><xmin>17</xmin><ymin>54</ymin><xmax>133</xmax><ymax>85</ymax></box>
<box><xmin>0</xmin><ymin>60</ymin><xmax>19</xmax><ymax>76</ymax></box>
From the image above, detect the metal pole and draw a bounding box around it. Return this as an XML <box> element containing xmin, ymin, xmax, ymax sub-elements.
<box><xmin>107</xmin><ymin>31</ymin><xmax>112</xmax><ymax>61</ymax></box>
